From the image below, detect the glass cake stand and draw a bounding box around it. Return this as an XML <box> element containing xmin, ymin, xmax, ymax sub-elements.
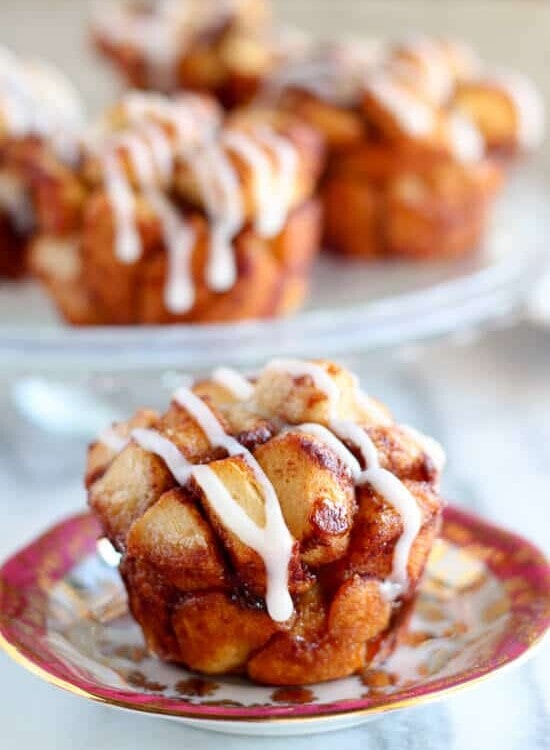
<box><xmin>0</xmin><ymin>170</ymin><xmax>547</xmax><ymax>375</ymax></box>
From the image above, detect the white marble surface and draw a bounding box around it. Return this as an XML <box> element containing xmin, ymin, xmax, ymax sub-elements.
<box><xmin>0</xmin><ymin>324</ymin><xmax>549</xmax><ymax>749</ymax></box>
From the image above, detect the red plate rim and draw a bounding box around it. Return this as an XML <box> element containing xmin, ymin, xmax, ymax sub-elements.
<box><xmin>0</xmin><ymin>505</ymin><xmax>548</xmax><ymax>724</ymax></box>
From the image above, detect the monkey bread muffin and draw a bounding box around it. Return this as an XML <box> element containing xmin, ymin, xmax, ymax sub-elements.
<box><xmin>263</xmin><ymin>35</ymin><xmax>542</xmax><ymax>260</ymax></box>
<box><xmin>88</xmin><ymin>359</ymin><xmax>445</xmax><ymax>685</ymax></box>
<box><xmin>30</xmin><ymin>91</ymin><xmax>324</xmax><ymax>325</ymax></box>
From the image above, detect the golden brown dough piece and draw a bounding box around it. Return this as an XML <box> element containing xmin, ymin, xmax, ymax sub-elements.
<box><xmin>30</xmin><ymin>91</ymin><xmax>324</xmax><ymax>325</ymax></box>
<box><xmin>92</xmin><ymin>0</ymin><xmax>276</xmax><ymax>107</ymax></box>
<box><xmin>88</xmin><ymin>358</ymin><xmax>445</xmax><ymax>685</ymax></box>
<box><xmin>453</xmin><ymin>73</ymin><xmax>545</xmax><ymax>156</ymax></box>
<box><xmin>0</xmin><ymin>47</ymin><xmax>84</xmax><ymax>279</ymax></box>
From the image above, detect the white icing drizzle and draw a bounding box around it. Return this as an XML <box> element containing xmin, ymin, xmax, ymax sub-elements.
<box><xmin>266</xmin><ymin>358</ymin><xmax>341</xmax><ymax>404</ymax></box>
<box><xmin>253</xmin><ymin>127</ymin><xmax>298</xmax><ymax>237</ymax></box>
<box><xmin>132</xmin><ymin>386</ymin><xmax>294</xmax><ymax>623</ymax></box>
<box><xmin>265</xmin><ymin>358</ymin><xmax>423</xmax><ymax>595</ymax></box>
<box><xmin>264</xmin><ymin>39</ymin><xmax>382</xmax><ymax>107</ymax></box>
<box><xmin>146</xmin><ymin>189</ymin><xmax>196</xmax><ymax>313</ymax></box>
<box><xmin>394</xmin><ymin>37</ymin><xmax>455</xmax><ymax>104</ymax></box>
<box><xmin>0</xmin><ymin>46</ymin><xmax>84</xmax><ymax>160</ymax></box>
<box><xmin>132</xmin><ymin>427</ymin><xmax>194</xmax><ymax>485</ymax></box>
<box><xmin>96</xmin><ymin>93</ymin><xmax>220</xmax><ymax>308</ymax></box>
<box><xmin>447</xmin><ymin>111</ymin><xmax>484</xmax><ymax>163</ymax></box>
<box><xmin>489</xmin><ymin>70</ymin><xmax>545</xmax><ymax>150</ymax></box>
<box><xmin>94</xmin><ymin>89</ymin><xmax>300</xmax><ymax>307</ymax></box>
<box><xmin>191</xmin><ymin>463</ymin><xmax>293</xmax><ymax>622</ymax></box>
<box><xmin>364</xmin><ymin>72</ymin><xmax>436</xmax><ymax>137</ymax></box>
<box><xmin>189</xmin><ymin>143</ymin><xmax>243</xmax><ymax>292</ymax></box>
<box><xmin>222</xmin><ymin>127</ymin><xmax>298</xmax><ymax>239</ymax></box>
<box><xmin>140</xmin><ymin>122</ymin><xmax>174</xmax><ymax>184</ymax></box>
<box><xmin>223</xmin><ymin>129</ymin><xmax>274</xmax><ymax>237</ymax></box>
<box><xmin>103</xmin><ymin>151</ymin><xmax>142</xmax><ymax>264</ymax></box>
<box><xmin>295</xmin><ymin>422</ymin><xmax>362</xmax><ymax>477</ymax></box>
<box><xmin>122</xmin><ymin>91</ymin><xmax>219</xmax><ymax>148</ymax></box>
<box><xmin>212</xmin><ymin>367</ymin><xmax>255</xmax><ymax>400</ymax></box>
<box><xmin>98</xmin><ymin>427</ymin><xmax>129</xmax><ymax>453</ymax></box>
<box><xmin>123</xmin><ymin>92</ymin><xmax>239</xmax><ymax>296</ymax></box>
<box><xmin>118</xmin><ymin>132</ymin><xmax>157</xmax><ymax>187</ymax></box>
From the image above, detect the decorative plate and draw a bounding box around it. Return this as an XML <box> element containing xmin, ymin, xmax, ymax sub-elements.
<box><xmin>0</xmin><ymin>506</ymin><xmax>548</xmax><ymax>736</ymax></box>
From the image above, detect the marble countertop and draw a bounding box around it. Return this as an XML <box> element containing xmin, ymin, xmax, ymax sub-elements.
<box><xmin>1</xmin><ymin>324</ymin><xmax>549</xmax><ymax>749</ymax></box>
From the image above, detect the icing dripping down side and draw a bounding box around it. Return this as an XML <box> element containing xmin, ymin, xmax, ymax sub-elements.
<box><xmin>265</xmin><ymin>358</ymin><xmax>424</xmax><ymax>596</ymax></box>
<box><xmin>188</xmin><ymin>143</ymin><xmax>243</xmax><ymax>292</ymax></box>
<box><xmin>172</xmin><ymin>387</ymin><xmax>295</xmax><ymax>623</ymax></box>
<box><xmin>363</xmin><ymin>73</ymin><xmax>436</xmax><ymax>137</ymax></box>
<box><xmin>254</xmin><ymin>127</ymin><xmax>299</xmax><ymax>237</ymax></box>
<box><xmin>130</xmin><ymin>386</ymin><xmax>295</xmax><ymax>623</ymax></box>
<box><xmin>132</xmin><ymin>427</ymin><xmax>193</xmax><ymax>486</ymax></box>
<box><xmin>211</xmin><ymin>367</ymin><xmax>255</xmax><ymax>400</ymax></box>
<box><xmin>96</xmin><ymin>95</ymin><xmax>211</xmax><ymax>310</ymax></box>
<box><xmin>93</xmin><ymin>92</ymin><xmax>301</xmax><ymax>312</ymax></box>
<box><xmin>146</xmin><ymin>189</ymin><xmax>196</xmax><ymax>313</ymax></box>
<box><xmin>103</xmin><ymin>152</ymin><xmax>142</xmax><ymax>264</ymax></box>
<box><xmin>222</xmin><ymin>129</ymin><xmax>274</xmax><ymax>236</ymax></box>
<box><xmin>221</xmin><ymin>126</ymin><xmax>298</xmax><ymax>240</ymax></box>
<box><xmin>98</xmin><ymin>427</ymin><xmax>129</xmax><ymax>454</ymax></box>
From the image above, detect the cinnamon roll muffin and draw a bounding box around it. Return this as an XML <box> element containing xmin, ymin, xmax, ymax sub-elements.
<box><xmin>92</xmin><ymin>0</ymin><xmax>277</xmax><ymax>108</ymax></box>
<box><xmin>30</xmin><ymin>91</ymin><xmax>324</xmax><ymax>325</ymax></box>
<box><xmin>0</xmin><ymin>46</ymin><xmax>84</xmax><ymax>278</ymax></box>
<box><xmin>263</xmin><ymin>36</ymin><xmax>541</xmax><ymax>260</ymax></box>
<box><xmin>88</xmin><ymin>359</ymin><xmax>445</xmax><ymax>685</ymax></box>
